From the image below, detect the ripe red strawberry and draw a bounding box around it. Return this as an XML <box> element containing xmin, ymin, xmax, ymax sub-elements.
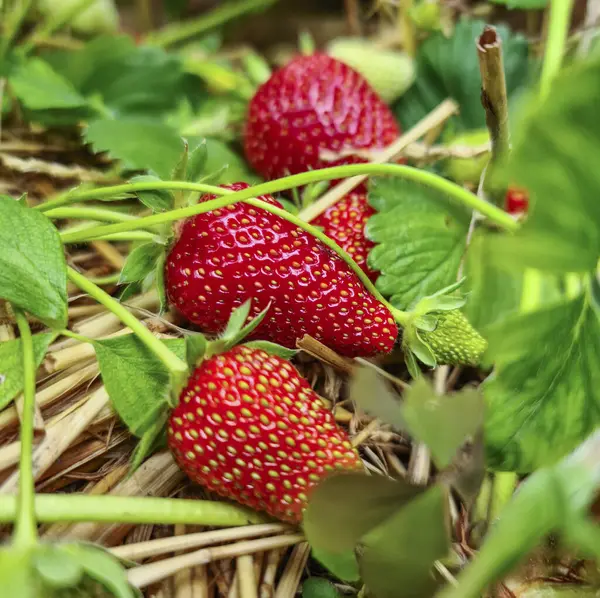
<box><xmin>505</xmin><ymin>186</ymin><xmax>529</xmax><ymax>215</ymax></box>
<box><xmin>243</xmin><ymin>53</ymin><xmax>400</xmax><ymax>186</ymax></box>
<box><xmin>165</xmin><ymin>182</ymin><xmax>398</xmax><ymax>358</ymax></box>
<box><xmin>167</xmin><ymin>345</ymin><xmax>362</xmax><ymax>523</ymax></box>
<box><xmin>311</xmin><ymin>191</ymin><xmax>378</xmax><ymax>282</ymax></box>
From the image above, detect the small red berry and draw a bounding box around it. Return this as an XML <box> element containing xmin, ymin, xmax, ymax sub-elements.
<box><xmin>505</xmin><ymin>187</ymin><xmax>529</xmax><ymax>215</ymax></box>
<box><xmin>167</xmin><ymin>346</ymin><xmax>362</xmax><ymax>523</ymax></box>
<box><xmin>165</xmin><ymin>183</ymin><xmax>398</xmax><ymax>358</ymax></box>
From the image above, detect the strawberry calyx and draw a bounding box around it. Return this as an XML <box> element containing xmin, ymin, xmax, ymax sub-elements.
<box><xmin>401</xmin><ymin>280</ymin><xmax>487</xmax><ymax>377</ymax></box>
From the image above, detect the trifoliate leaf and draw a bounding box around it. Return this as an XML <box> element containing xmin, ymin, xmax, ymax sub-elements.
<box><xmin>94</xmin><ymin>334</ymin><xmax>185</xmax><ymax>437</ymax></box>
<box><xmin>393</xmin><ymin>19</ymin><xmax>530</xmax><ymax>132</ymax></box>
<box><xmin>119</xmin><ymin>242</ymin><xmax>164</xmax><ymax>284</ymax></box>
<box><xmin>84</xmin><ymin>118</ymin><xmax>184</xmax><ymax>179</ymax></box>
<box><xmin>484</xmin><ymin>291</ymin><xmax>600</xmax><ymax>472</ymax></box>
<box><xmin>489</xmin><ymin>56</ymin><xmax>600</xmax><ymax>272</ymax></box>
<box><xmin>0</xmin><ymin>198</ymin><xmax>68</xmax><ymax>328</ymax></box>
<box><xmin>0</xmin><ymin>332</ymin><xmax>57</xmax><ymax>409</ymax></box>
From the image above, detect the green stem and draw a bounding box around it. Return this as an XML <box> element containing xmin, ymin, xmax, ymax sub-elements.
<box><xmin>60</xmin><ymin>329</ymin><xmax>94</xmax><ymax>344</ymax></box>
<box><xmin>44</xmin><ymin>206</ymin><xmax>140</xmax><ymax>224</ymax></box>
<box><xmin>12</xmin><ymin>307</ymin><xmax>37</xmax><ymax>547</ymax></box>
<box><xmin>489</xmin><ymin>471</ymin><xmax>517</xmax><ymax>521</ymax></box>
<box><xmin>89</xmin><ymin>273</ymin><xmax>120</xmax><ymax>286</ymax></box>
<box><xmin>62</xmin><ymin>231</ymin><xmax>156</xmax><ymax>244</ymax></box>
<box><xmin>144</xmin><ymin>0</ymin><xmax>278</xmax><ymax>47</ymax></box>
<box><xmin>539</xmin><ymin>0</ymin><xmax>574</xmax><ymax>100</ymax></box>
<box><xmin>67</xmin><ymin>267</ymin><xmax>187</xmax><ymax>379</ymax></box>
<box><xmin>0</xmin><ymin>494</ymin><xmax>263</xmax><ymax>526</ymax></box>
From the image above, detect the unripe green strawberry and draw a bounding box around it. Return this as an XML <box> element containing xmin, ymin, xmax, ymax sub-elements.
<box><xmin>444</xmin><ymin>129</ymin><xmax>490</xmax><ymax>184</ymax></box>
<box><xmin>326</xmin><ymin>38</ymin><xmax>415</xmax><ymax>103</ymax></box>
<box><xmin>420</xmin><ymin>309</ymin><xmax>487</xmax><ymax>366</ymax></box>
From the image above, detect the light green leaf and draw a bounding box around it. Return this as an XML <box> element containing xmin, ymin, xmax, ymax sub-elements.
<box><xmin>349</xmin><ymin>367</ymin><xmax>406</xmax><ymax>432</ymax></box>
<box><xmin>402</xmin><ymin>378</ymin><xmax>484</xmax><ymax>469</ymax></box>
<box><xmin>33</xmin><ymin>545</ymin><xmax>83</xmax><ymax>589</ymax></box>
<box><xmin>358</xmin><ymin>484</ymin><xmax>450</xmax><ymax>598</ymax></box>
<box><xmin>94</xmin><ymin>334</ymin><xmax>185</xmax><ymax>437</ymax></box>
<box><xmin>130</xmin><ymin>174</ymin><xmax>174</xmax><ymax>213</ymax></box>
<box><xmin>367</xmin><ymin>177</ymin><xmax>470</xmax><ymax>310</ymax></box>
<box><xmin>393</xmin><ymin>19</ymin><xmax>530</xmax><ymax>132</ymax></box>
<box><xmin>310</xmin><ymin>547</ymin><xmax>360</xmax><ymax>583</ymax></box>
<box><xmin>186</xmin><ymin>334</ymin><xmax>208</xmax><ymax>369</ymax></box>
<box><xmin>221</xmin><ymin>300</ymin><xmax>253</xmax><ymax>342</ymax></box>
<box><xmin>186</xmin><ymin>140</ymin><xmax>208</xmax><ymax>182</ymax></box>
<box><xmin>84</xmin><ymin>118</ymin><xmax>184</xmax><ymax>179</ymax></box>
<box><xmin>489</xmin><ymin>57</ymin><xmax>600</xmax><ymax>272</ymax></box>
<box><xmin>303</xmin><ymin>473</ymin><xmax>423</xmax><ymax>554</ymax></box>
<box><xmin>484</xmin><ymin>293</ymin><xmax>600</xmax><ymax>472</ymax></box>
<box><xmin>119</xmin><ymin>242</ymin><xmax>164</xmax><ymax>284</ymax></box>
<box><xmin>9</xmin><ymin>58</ymin><xmax>88</xmax><ymax>110</ymax></box>
<box><xmin>0</xmin><ymin>332</ymin><xmax>56</xmax><ymax>409</ymax></box>
<box><xmin>0</xmin><ymin>198</ymin><xmax>67</xmax><ymax>328</ymax></box>
<box><xmin>242</xmin><ymin>341</ymin><xmax>297</xmax><ymax>360</ymax></box>
<box><xmin>201</xmin><ymin>138</ymin><xmax>262</xmax><ymax>185</ymax></box>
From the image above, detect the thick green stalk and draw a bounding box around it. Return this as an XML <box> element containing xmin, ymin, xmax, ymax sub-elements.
<box><xmin>0</xmin><ymin>494</ymin><xmax>263</xmax><ymax>526</ymax></box>
<box><xmin>12</xmin><ymin>308</ymin><xmax>37</xmax><ymax>547</ymax></box>
<box><xmin>62</xmin><ymin>231</ymin><xmax>156</xmax><ymax>244</ymax></box>
<box><xmin>67</xmin><ymin>267</ymin><xmax>187</xmax><ymax>379</ymax></box>
<box><xmin>539</xmin><ymin>0</ymin><xmax>575</xmax><ymax>100</ymax></box>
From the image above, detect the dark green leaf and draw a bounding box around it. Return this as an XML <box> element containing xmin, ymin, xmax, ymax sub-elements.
<box><xmin>242</xmin><ymin>341</ymin><xmax>297</xmax><ymax>359</ymax></box>
<box><xmin>484</xmin><ymin>293</ymin><xmax>600</xmax><ymax>472</ymax></box>
<box><xmin>393</xmin><ymin>19</ymin><xmax>530</xmax><ymax>132</ymax></box>
<box><xmin>130</xmin><ymin>175</ymin><xmax>174</xmax><ymax>213</ymax></box>
<box><xmin>311</xmin><ymin>547</ymin><xmax>360</xmax><ymax>583</ymax></box>
<box><xmin>358</xmin><ymin>484</ymin><xmax>450</xmax><ymax>598</ymax></box>
<box><xmin>9</xmin><ymin>58</ymin><xmax>88</xmax><ymax>111</ymax></box>
<box><xmin>349</xmin><ymin>367</ymin><xmax>405</xmax><ymax>432</ymax></box>
<box><xmin>0</xmin><ymin>198</ymin><xmax>67</xmax><ymax>328</ymax></box>
<box><xmin>119</xmin><ymin>242</ymin><xmax>164</xmax><ymax>284</ymax></box>
<box><xmin>303</xmin><ymin>473</ymin><xmax>424</xmax><ymax>554</ymax></box>
<box><xmin>63</xmin><ymin>544</ymin><xmax>138</xmax><ymax>598</ymax></box>
<box><xmin>84</xmin><ymin>118</ymin><xmax>184</xmax><ymax>179</ymax></box>
<box><xmin>489</xmin><ymin>57</ymin><xmax>600</xmax><ymax>272</ymax></box>
<box><xmin>94</xmin><ymin>334</ymin><xmax>185</xmax><ymax>437</ymax></box>
<box><xmin>367</xmin><ymin>177</ymin><xmax>469</xmax><ymax>310</ymax></box>
<box><xmin>302</xmin><ymin>578</ymin><xmax>342</xmax><ymax>598</ymax></box>
<box><xmin>33</xmin><ymin>546</ymin><xmax>83</xmax><ymax>589</ymax></box>
<box><xmin>130</xmin><ymin>408</ymin><xmax>169</xmax><ymax>472</ymax></box>
<box><xmin>403</xmin><ymin>378</ymin><xmax>484</xmax><ymax>469</ymax></box>
<box><xmin>0</xmin><ymin>332</ymin><xmax>56</xmax><ymax>409</ymax></box>
<box><xmin>186</xmin><ymin>334</ymin><xmax>208</xmax><ymax>369</ymax></box>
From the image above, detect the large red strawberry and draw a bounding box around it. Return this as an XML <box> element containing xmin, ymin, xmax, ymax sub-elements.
<box><xmin>243</xmin><ymin>53</ymin><xmax>400</xmax><ymax>185</ymax></box>
<box><xmin>165</xmin><ymin>182</ymin><xmax>398</xmax><ymax>358</ymax></box>
<box><xmin>168</xmin><ymin>344</ymin><xmax>362</xmax><ymax>523</ymax></box>
<box><xmin>310</xmin><ymin>191</ymin><xmax>378</xmax><ymax>282</ymax></box>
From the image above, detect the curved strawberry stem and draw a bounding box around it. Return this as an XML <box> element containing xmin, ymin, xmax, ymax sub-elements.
<box><xmin>45</xmin><ymin>164</ymin><xmax>518</xmax><ymax>233</ymax></box>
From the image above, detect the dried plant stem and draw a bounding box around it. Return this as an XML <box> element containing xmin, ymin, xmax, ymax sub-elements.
<box><xmin>344</xmin><ymin>0</ymin><xmax>362</xmax><ymax>35</ymax></box>
<box><xmin>236</xmin><ymin>554</ymin><xmax>258</xmax><ymax>598</ymax></box>
<box><xmin>477</xmin><ymin>26</ymin><xmax>510</xmax><ymax>205</ymax></box>
<box><xmin>259</xmin><ymin>549</ymin><xmax>282</xmax><ymax>598</ymax></box>
<box><xmin>297</xmin><ymin>99</ymin><xmax>458</xmax><ymax>222</ymax></box>
<box><xmin>273</xmin><ymin>542</ymin><xmax>310</xmax><ymax>598</ymax></box>
<box><xmin>91</xmin><ymin>240</ymin><xmax>125</xmax><ymax>269</ymax></box>
<box><xmin>111</xmin><ymin>524</ymin><xmax>289</xmax><ymax>561</ymax></box>
<box><xmin>128</xmin><ymin>534</ymin><xmax>304</xmax><ymax>589</ymax></box>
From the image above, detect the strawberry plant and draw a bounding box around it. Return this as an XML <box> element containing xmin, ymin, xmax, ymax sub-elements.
<box><xmin>0</xmin><ymin>0</ymin><xmax>599</xmax><ymax>597</ymax></box>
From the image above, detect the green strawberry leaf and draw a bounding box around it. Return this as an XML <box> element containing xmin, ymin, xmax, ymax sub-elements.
<box><xmin>393</xmin><ymin>19</ymin><xmax>530</xmax><ymax>132</ymax></box>
<box><xmin>402</xmin><ymin>378</ymin><xmax>484</xmax><ymax>469</ymax></box>
<box><xmin>199</xmin><ymin>138</ymin><xmax>262</xmax><ymax>185</ymax></box>
<box><xmin>186</xmin><ymin>334</ymin><xmax>208</xmax><ymax>369</ymax></box>
<box><xmin>119</xmin><ymin>242</ymin><xmax>164</xmax><ymax>285</ymax></box>
<box><xmin>94</xmin><ymin>334</ymin><xmax>185</xmax><ymax>437</ymax></box>
<box><xmin>367</xmin><ymin>177</ymin><xmax>470</xmax><ymax>310</ymax></box>
<box><xmin>130</xmin><ymin>408</ymin><xmax>169</xmax><ymax>472</ymax></box>
<box><xmin>186</xmin><ymin>140</ymin><xmax>208</xmax><ymax>182</ymax></box>
<box><xmin>302</xmin><ymin>577</ymin><xmax>343</xmax><ymax>598</ymax></box>
<box><xmin>304</xmin><ymin>473</ymin><xmax>424</xmax><ymax>554</ymax></box>
<box><xmin>358</xmin><ymin>484</ymin><xmax>451</xmax><ymax>598</ymax></box>
<box><xmin>84</xmin><ymin>118</ymin><xmax>184</xmax><ymax>179</ymax></box>
<box><xmin>0</xmin><ymin>198</ymin><xmax>68</xmax><ymax>328</ymax></box>
<box><xmin>221</xmin><ymin>299</ymin><xmax>253</xmax><ymax>341</ymax></box>
<box><xmin>155</xmin><ymin>252</ymin><xmax>168</xmax><ymax>314</ymax></box>
<box><xmin>9</xmin><ymin>57</ymin><xmax>89</xmax><ymax>111</ymax></box>
<box><xmin>484</xmin><ymin>289</ymin><xmax>600</xmax><ymax>472</ymax></box>
<box><xmin>32</xmin><ymin>545</ymin><xmax>84</xmax><ymax>589</ymax></box>
<box><xmin>242</xmin><ymin>341</ymin><xmax>298</xmax><ymax>359</ymax></box>
<box><xmin>130</xmin><ymin>175</ymin><xmax>174</xmax><ymax>213</ymax></box>
<box><xmin>0</xmin><ymin>332</ymin><xmax>57</xmax><ymax>410</ymax></box>
<box><xmin>489</xmin><ymin>56</ymin><xmax>600</xmax><ymax>272</ymax></box>
<box><xmin>310</xmin><ymin>547</ymin><xmax>360</xmax><ymax>583</ymax></box>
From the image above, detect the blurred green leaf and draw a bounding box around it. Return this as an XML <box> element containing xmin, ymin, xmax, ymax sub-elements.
<box><xmin>403</xmin><ymin>378</ymin><xmax>484</xmax><ymax>469</ymax></box>
<box><xmin>0</xmin><ymin>547</ymin><xmax>38</xmax><ymax>598</ymax></box>
<box><xmin>359</xmin><ymin>484</ymin><xmax>450</xmax><ymax>598</ymax></box>
<box><xmin>489</xmin><ymin>57</ymin><xmax>600</xmax><ymax>272</ymax></box>
<box><xmin>349</xmin><ymin>367</ymin><xmax>405</xmax><ymax>432</ymax></box>
<box><xmin>310</xmin><ymin>546</ymin><xmax>360</xmax><ymax>582</ymax></box>
<box><xmin>367</xmin><ymin>177</ymin><xmax>469</xmax><ymax>310</ymax></box>
<box><xmin>302</xmin><ymin>578</ymin><xmax>342</xmax><ymax>598</ymax></box>
<box><xmin>33</xmin><ymin>546</ymin><xmax>83</xmax><ymax>589</ymax></box>
<box><xmin>393</xmin><ymin>19</ymin><xmax>530</xmax><ymax>132</ymax></box>
<box><xmin>304</xmin><ymin>473</ymin><xmax>423</xmax><ymax>554</ymax></box>
<box><xmin>484</xmin><ymin>292</ymin><xmax>600</xmax><ymax>472</ymax></box>
<box><xmin>201</xmin><ymin>138</ymin><xmax>262</xmax><ymax>185</ymax></box>
<box><xmin>84</xmin><ymin>118</ymin><xmax>184</xmax><ymax>179</ymax></box>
